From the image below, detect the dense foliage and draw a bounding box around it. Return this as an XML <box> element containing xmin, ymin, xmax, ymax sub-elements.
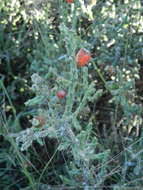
<box><xmin>0</xmin><ymin>0</ymin><xmax>143</xmax><ymax>189</ymax></box>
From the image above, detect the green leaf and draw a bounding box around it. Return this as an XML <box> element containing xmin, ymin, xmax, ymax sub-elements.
<box><xmin>88</xmin><ymin>89</ymin><xmax>103</xmax><ymax>102</ymax></box>
<box><xmin>36</xmin><ymin>138</ymin><xmax>43</xmax><ymax>146</ymax></box>
<box><xmin>58</xmin><ymin>142</ymin><xmax>70</xmax><ymax>151</ymax></box>
<box><xmin>72</xmin><ymin>118</ymin><xmax>81</xmax><ymax>131</ymax></box>
<box><xmin>25</xmin><ymin>96</ymin><xmax>44</xmax><ymax>106</ymax></box>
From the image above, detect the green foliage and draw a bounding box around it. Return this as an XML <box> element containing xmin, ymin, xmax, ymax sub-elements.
<box><xmin>1</xmin><ymin>0</ymin><xmax>143</xmax><ymax>189</ymax></box>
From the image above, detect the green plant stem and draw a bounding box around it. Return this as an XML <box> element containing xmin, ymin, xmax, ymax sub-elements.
<box><xmin>38</xmin><ymin>148</ymin><xmax>58</xmax><ymax>190</ymax></box>
<box><xmin>0</xmin><ymin>75</ymin><xmax>16</xmax><ymax>118</ymax></box>
<box><xmin>114</xmin><ymin>102</ymin><xmax>119</xmax><ymax>125</ymax></box>
<box><xmin>71</xmin><ymin>0</ymin><xmax>78</xmax><ymax>30</ymax></box>
<box><xmin>3</xmin><ymin>124</ymin><xmax>35</xmax><ymax>190</ymax></box>
<box><xmin>93</xmin><ymin>62</ymin><xmax>106</xmax><ymax>85</ymax></box>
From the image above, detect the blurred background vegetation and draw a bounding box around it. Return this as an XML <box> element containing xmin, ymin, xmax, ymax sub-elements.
<box><xmin>0</xmin><ymin>0</ymin><xmax>143</xmax><ymax>189</ymax></box>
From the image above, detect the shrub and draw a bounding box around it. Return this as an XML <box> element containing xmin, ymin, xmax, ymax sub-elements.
<box><xmin>1</xmin><ymin>0</ymin><xmax>143</xmax><ymax>189</ymax></box>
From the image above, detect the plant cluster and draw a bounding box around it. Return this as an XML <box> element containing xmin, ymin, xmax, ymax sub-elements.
<box><xmin>1</xmin><ymin>0</ymin><xmax>143</xmax><ymax>189</ymax></box>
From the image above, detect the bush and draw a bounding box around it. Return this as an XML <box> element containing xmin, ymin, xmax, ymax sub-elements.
<box><xmin>1</xmin><ymin>0</ymin><xmax>143</xmax><ymax>189</ymax></box>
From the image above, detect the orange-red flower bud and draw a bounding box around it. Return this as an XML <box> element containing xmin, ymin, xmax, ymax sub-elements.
<box><xmin>33</xmin><ymin>116</ymin><xmax>45</xmax><ymax>128</ymax></box>
<box><xmin>67</xmin><ymin>0</ymin><xmax>74</xmax><ymax>3</ymax></box>
<box><xmin>57</xmin><ymin>90</ymin><xmax>66</xmax><ymax>98</ymax></box>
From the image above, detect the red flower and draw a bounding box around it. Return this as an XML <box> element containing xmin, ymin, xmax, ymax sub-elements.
<box><xmin>76</xmin><ymin>49</ymin><xmax>91</xmax><ymax>67</ymax></box>
<box><xmin>67</xmin><ymin>0</ymin><xmax>74</xmax><ymax>3</ymax></box>
<box><xmin>57</xmin><ymin>90</ymin><xmax>66</xmax><ymax>98</ymax></box>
